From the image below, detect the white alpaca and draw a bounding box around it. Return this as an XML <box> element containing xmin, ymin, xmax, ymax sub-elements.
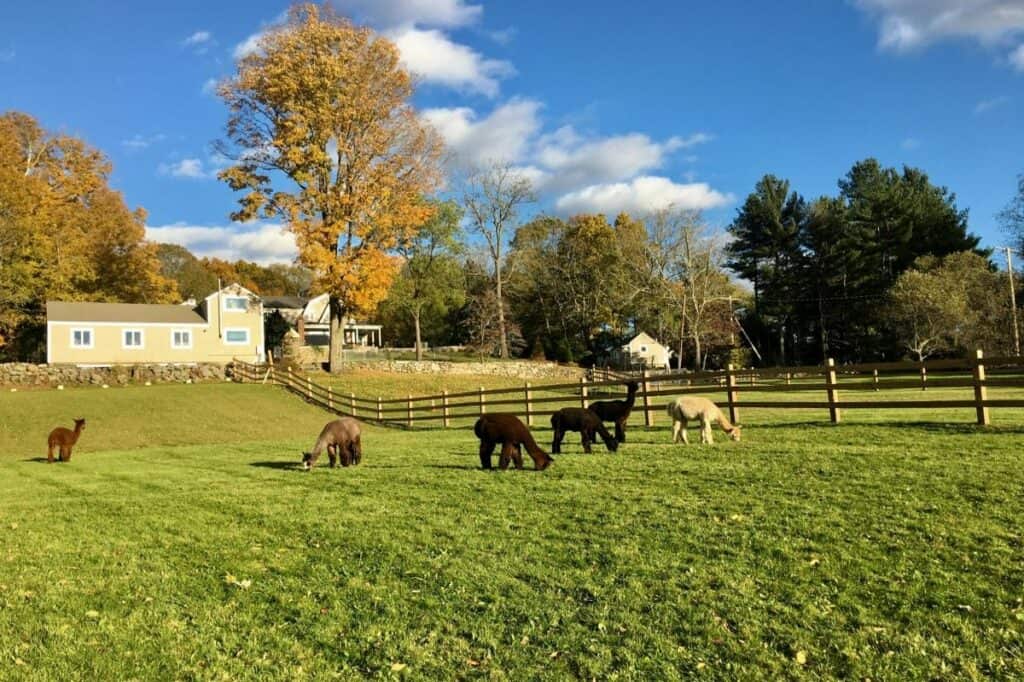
<box><xmin>666</xmin><ymin>396</ymin><xmax>741</xmax><ymax>444</ymax></box>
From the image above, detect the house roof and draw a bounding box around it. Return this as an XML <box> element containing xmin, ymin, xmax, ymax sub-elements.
<box><xmin>46</xmin><ymin>301</ymin><xmax>208</xmax><ymax>325</ymax></box>
<box><xmin>262</xmin><ymin>296</ymin><xmax>308</xmax><ymax>310</ymax></box>
<box><xmin>624</xmin><ymin>332</ymin><xmax>665</xmax><ymax>349</ymax></box>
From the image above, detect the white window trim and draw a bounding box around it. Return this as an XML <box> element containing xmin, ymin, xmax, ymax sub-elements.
<box><xmin>171</xmin><ymin>328</ymin><xmax>193</xmax><ymax>349</ymax></box>
<box><xmin>70</xmin><ymin>327</ymin><xmax>94</xmax><ymax>349</ymax></box>
<box><xmin>222</xmin><ymin>296</ymin><xmax>250</xmax><ymax>313</ymax></box>
<box><xmin>122</xmin><ymin>328</ymin><xmax>145</xmax><ymax>350</ymax></box>
<box><xmin>223</xmin><ymin>328</ymin><xmax>250</xmax><ymax>345</ymax></box>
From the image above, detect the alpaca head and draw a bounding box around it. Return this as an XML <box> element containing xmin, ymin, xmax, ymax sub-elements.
<box><xmin>729</xmin><ymin>425</ymin><xmax>742</xmax><ymax>442</ymax></box>
<box><xmin>535</xmin><ymin>452</ymin><xmax>554</xmax><ymax>471</ymax></box>
<box><xmin>625</xmin><ymin>381</ymin><xmax>639</xmax><ymax>395</ymax></box>
<box><xmin>301</xmin><ymin>451</ymin><xmax>316</xmax><ymax>470</ymax></box>
<box><xmin>74</xmin><ymin>418</ymin><xmax>86</xmax><ymax>431</ymax></box>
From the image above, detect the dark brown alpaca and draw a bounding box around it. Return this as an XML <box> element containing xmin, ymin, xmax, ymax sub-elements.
<box><xmin>588</xmin><ymin>381</ymin><xmax>639</xmax><ymax>443</ymax></box>
<box><xmin>550</xmin><ymin>407</ymin><xmax>618</xmax><ymax>454</ymax></box>
<box><xmin>474</xmin><ymin>414</ymin><xmax>552</xmax><ymax>471</ymax></box>
<box><xmin>47</xmin><ymin>418</ymin><xmax>86</xmax><ymax>463</ymax></box>
<box><xmin>302</xmin><ymin>418</ymin><xmax>362</xmax><ymax>470</ymax></box>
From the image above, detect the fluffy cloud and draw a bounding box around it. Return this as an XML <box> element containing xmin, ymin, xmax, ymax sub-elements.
<box><xmin>158</xmin><ymin>158</ymin><xmax>214</xmax><ymax>180</ymax></box>
<box><xmin>1011</xmin><ymin>44</ymin><xmax>1024</xmax><ymax>70</ymax></box>
<box><xmin>555</xmin><ymin>177</ymin><xmax>733</xmax><ymax>216</ymax></box>
<box><xmin>389</xmin><ymin>27</ymin><xmax>514</xmax><ymax>97</ymax></box>
<box><xmin>332</xmin><ymin>0</ymin><xmax>481</xmax><ymax>29</ymax></box>
<box><xmin>422</xmin><ymin>99</ymin><xmax>542</xmax><ymax>166</ymax></box>
<box><xmin>146</xmin><ymin>222</ymin><xmax>297</xmax><ymax>265</ymax></box>
<box><xmin>854</xmin><ymin>1</ymin><xmax>1024</xmax><ymax>52</ymax></box>
<box><xmin>122</xmin><ymin>133</ymin><xmax>166</xmax><ymax>151</ymax></box>
<box><xmin>233</xmin><ymin>32</ymin><xmax>264</xmax><ymax>59</ymax></box>
<box><xmin>182</xmin><ymin>31</ymin><xmax>212</xmax><ymax>47</ymax></box>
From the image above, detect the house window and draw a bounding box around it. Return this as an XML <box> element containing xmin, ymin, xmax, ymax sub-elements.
<box><xmin>224</xmin><ymin>328</ymin><xmax>249</xmax><ymax>345</ymax></box>
<box><xmin>640</xmin><ymin>345</ymin><xmax>648</xmax><ymax>353</ymax></box>
<box><xmin>223</xmin><ymin>296</ymin><xmax>249</xmax><ymax>312</ymax></box>
<box><xmin>171</xmin><ymin>329</ymin><xmax>192</xmax><ymax>349</ymax></box>
<box><xmin>71</xmin><ymin>328</ymin><xmax>93</xmax><ymax>349</ymax></box>
<box><xmin>123</xmin><ymin>329</ymin><xmax>144</xmax><ymax>349</ymax></box>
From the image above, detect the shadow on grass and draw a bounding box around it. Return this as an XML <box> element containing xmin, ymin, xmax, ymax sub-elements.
<box><xmin>22</xmin><ymin>457</ymin><xmax>54</xmax><ymax>463</ymax></box>
<box><xmin>249</xmin><ymin>460</ymin><xmax>306</xmax><ymax>471</ymax></box>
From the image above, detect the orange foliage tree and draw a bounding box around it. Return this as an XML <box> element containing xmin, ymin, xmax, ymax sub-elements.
<box><xmin>215</xmin><ymin>4</ymin><xmax>444</xmax><ymax>370</ymax></box>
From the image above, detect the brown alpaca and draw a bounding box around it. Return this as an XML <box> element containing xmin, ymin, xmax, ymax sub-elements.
<box><xmin>666</xmin><ymin>397</ymin><xmax>741</xmax><ymax>445</ymax></box>
<box><xmin>302</xmin><ymin>418</ymin><xmax>362</xmax><ymax>470</ymax></box>
<box><xmin>589</xmin><ymin>381</ymin><xmax>639</xmax><ymax>443</ymax></box>
<box><xmin>47</xmin><ymin>418</ymin><xmax>86</xmax><ymax>463</ymax></box>
<box><xmin>474</xmin><ymin>414</ymin><xmax>552</xmax><ymax>471</ymax></box>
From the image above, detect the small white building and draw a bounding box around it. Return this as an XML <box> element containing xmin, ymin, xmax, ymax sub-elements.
<box><xmin>619</xmin><ymin>332</ymin><xmax>672</xmax><ymax>370</ymax></box>
<box><xmin>262</xmin><ymin>293</ymin><xmax>382</xmax><ymax>348</ymax></box>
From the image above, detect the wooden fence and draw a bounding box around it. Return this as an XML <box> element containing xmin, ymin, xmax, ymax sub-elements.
<box><xmin>231</xmin><ymin>350</ymin><xmax>1024</xmax><ymax>429</ymax></box>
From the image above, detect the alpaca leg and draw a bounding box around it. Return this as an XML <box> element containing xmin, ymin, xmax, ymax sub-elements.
<box><xmin>511</xmin><ymin>444</ymin><xmax>524</xmax><ymax>469</ymax></box>
<box><xmin>479</xmin><ymin>440</ymin><xmax>496</xmax><ymax>469</ymax></box>
<box><xmin>671</xmin><ymin>419</ymin><xmax>681</xmax><ymax>443</ymax></box>
<box><xmin>681</xmin><ymin>420</ymin><xmax>690</xmax><ymax>445</ymax></box>
<box><xmin>498</xmin><ymin>443</ymin><xmax>516</xmax><ymax>470</ymax></box>
<box><xmin>60</xmin><ymin>445</ymin><xmax>70</xmax><ymax>462</ymax></box>
<box><xmin>615</xmin><ymin>420</ymin><xmax>626</xmax><ymax>443</ymax></box>
<box><xmin>340</xmin><ymin>443</ymin><xmax>352</xmax><ymax>467</ymax></box>
<box><xmin>327</xmin><ymin>444</ymin><xmax>338</xmax><ymax>468</ymax></box>
<box><xmin>47</xmin><ymin>444</ymin><xmax>55</xmax><ymax>463</ymax></box>
<box><xmin>581</xmin><ymin>430</ymin><xmax>593</xmax><ymax>454</ymax></box>
<box><xmin>351</xmin><ymin>437</ymin><xmax>362</xmax><ymax>465</ymax></box>
<box><xmin>551</xmin><ymin>428</ymin><xmax>563</xmax><ymax>454</ymax></box>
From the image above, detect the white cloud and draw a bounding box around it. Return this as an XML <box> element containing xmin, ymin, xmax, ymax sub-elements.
<box><xmin>974</xmin><ymin>95</ymin><xmax>1010</xmax><ymax>113</ymax></box>
<box><xmin>202</xmin><ymin>78</ymin><xmax>219</xmax><ymax>96</ymax></box>
<box><xmin>233</xmin><ymin>32</ymin><xmax>265</xmax><ymax>59</ymax></box>
<box><xmin>1011</xmin><ymin>43</ymin><xmax>1024</xmax><ymax>70</ymax></box>
<box><xmin>122</xmin><ymin>133</ymin><xmax>166</xmax><ymax>151</ymax></box>
<box><xmin>900</xmin><ymin>137</ymin><xmax>921</xmax><ymax>150</ymax></box>
<box><xmin>182</xmin><ymin>31</ymin><xmax>212</xmax><ymax>47</ymax></box>
<box><xmin>146</xmin><ymin>222</ymin><xmax>298</xmax><ymax>265</ymax></box>
<box><xmin>854</xmin><ymin>1</ymin><xmax>1024</xmax><ymax>52</ymax></box>
<box><xmin>389</xmin><ymin>27</ymin><xmax>514</xmax><ymax>97</ymax></box>
<box><xmin>555</xmin><ymin>176</ymin><xmax>734</xmax><ymax>216</ymax></box>
<box><xmin>159</xmin><ymin>158</ymin><xmax>213</xmax><ymax>180</ymax></box>
<box><xmin>332</xmin><ymin>0</ymin><xmax>481</xmax><ymax>28</ymax></box>
<box><xmin>422</xmin><ymin>99</ymin><xmax>542</xmax><ymax>165</ymax></box>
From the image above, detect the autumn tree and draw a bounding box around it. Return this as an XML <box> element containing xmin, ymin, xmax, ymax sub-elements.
<box><xmin>216</xmin><ymin>4</ymin><xmax>443</xmax><ymax>371</ymax></box>
<box><xmin>999</xmin><ymin>174</ymin><xmax>1024</xmax><ymax>254</ymax></box>
<box><xmin>381</xmin><ymin>200</ymin><xmax>465</xmax><ymax>359</ymax></box>
<box><xmin>0</xmin><ymin>111</ymin><xmax>174</xmax><ymax>358</ymax></box>
<box><xmin>462</xmin><ymin>163</ymin><xmax>535</xmax><ymax>359</ymax></box>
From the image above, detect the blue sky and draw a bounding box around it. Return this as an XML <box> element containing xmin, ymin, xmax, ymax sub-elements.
<box><xmin>2</xmin><ymin>0</ymin><xmax>1022</xmax><ymax>264</ymax></box>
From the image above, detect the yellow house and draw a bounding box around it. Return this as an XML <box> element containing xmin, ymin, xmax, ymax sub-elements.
<box><xmin>46</xmin><ymin>284</ymin><xmax>265</xmax><ymax>365</ymax></box>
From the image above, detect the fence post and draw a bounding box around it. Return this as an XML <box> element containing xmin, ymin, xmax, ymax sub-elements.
<box><xmin>826</xmin><ymin>358</ymin><xmax>841</xmax><ymax>424</ymax></box>
<box><xmin>580</xmin><ymin>376</ymin><xmax>589</xmax><ymax>409</ymax></box>
<box><xmin>479</xmin><ymin>386</ymin><xmax>486</xmax><ymax>416</ymax></box>
<box><xmin>350</xmin><ymin>392</ymin><xmax>356</xmax><ymax>417</ymax></box>
<box><xmin>641</xmin><ymin>368</ymin><xmax>653</xmax><ymax>427</ymax></box>
<box><xmin>873</xmin><ymin>369</ymin><xmax>879</xmax><ymax>392</ymax></box>
<box><xmin>377</xmin><ymin>396</ymin><xmax>383</xmax><ymax>424</ymax></box>
<box><xmin>524</xmin><ymin>382</ymin><xmax>534</xmax><ymax>426</ymax></box>
<box><xmin>306</xmin><ymin>376</ymin><xmax>312</xmax><ymax>400</ymax></box>
<box><xmin>288</xmin><ymin>366</ymin><xmax>294</xmax><ymax>390</ymax></box>
<box><xmin>725</xmin><ymin>364</ymin><xmax>740</xmax><ymax>426</ymax></box>
<box><xmin>973</xmin><ymin>349</ymin><xmax>990</xmax><ymax>426</ymax></box>
<box><xmin>269</xmin><ymin>365</ymin><xmax>275</xmax><ymax>385</ymax></box>
<box><xmin>919</xmin><ymin>363</ymin><xmax>927</xmax><ymax>392</ymax></box>
<box><xmin>327</xmin><ymin>386</ymin><xmax>333</xmax><ymax>410</ymax></box>
<box><xmin>442</xmin><ymin>389</ymin><xmax>450</xmax><ymax>428</ymax></box>
<box><xmin>407</xmin><ymin>394</ymin><xmax>413</xmax><ymax>428</ymax></box>
<box><xmin>786</xmin><ymin>371</ymin><xmax>792</xmax><ymax>386</ymax></box>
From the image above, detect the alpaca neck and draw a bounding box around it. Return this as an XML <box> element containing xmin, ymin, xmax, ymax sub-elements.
<box><xmin>70</xmin><ymin>427</ymin><xmax>83</xmax><ymax>444</ymax></box>
<box><xmin>716</xmin><ymin>411</ymin><xmax>736</xmax><ymax>433</ymax></box>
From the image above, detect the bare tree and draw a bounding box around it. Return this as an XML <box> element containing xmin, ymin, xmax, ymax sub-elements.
<box><xmin>462</xmin><ymin>163</ymin><xmax>535</xmax><ymax>358</ymax></box>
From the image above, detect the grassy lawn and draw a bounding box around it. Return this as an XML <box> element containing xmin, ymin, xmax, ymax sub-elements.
<box><xmin>1</xmin><ymin>382</ymin><xmax>1023</xmax><ymax>679</ymax></box>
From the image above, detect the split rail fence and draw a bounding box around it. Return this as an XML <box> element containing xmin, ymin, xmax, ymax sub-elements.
<box><xmin>231</xmin><ymin>350</ymin><xmax>1024</xmax><ymax>429</ymax></box>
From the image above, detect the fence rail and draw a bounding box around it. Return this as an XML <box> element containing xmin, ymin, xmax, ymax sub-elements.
<box><xmin>231</xmin><ymin>350</ymin><xmax>1024</xmax><ymax>429</ymax></box>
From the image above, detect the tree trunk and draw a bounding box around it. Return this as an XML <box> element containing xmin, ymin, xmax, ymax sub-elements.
<box><xmin>495</xmin><ymin>264</ymin><xmax>509</xmax><ymax>359</ymax></box>
<box><xmin>693</xmin><ymin>332</ymin><xmax>702</xmax><ymax>371</ymax></box>
<box><xmin>777</xmin><ymin>320</ymin><xmax>786</xmax><ymax>367</ymax></box>
<box><xmin>329</xmin><ymin>296</ymin><xmax>345</xmax><ymax>373</ymax></box>
<box><xmin>413</xmin><ymin>306</ymin><xmax>423</xmax><ymax>361</ymax></box>
<box><xmin>677</xmin><ymin>314</ymin><xmax>686</xmax><ymax>371</ymax></box>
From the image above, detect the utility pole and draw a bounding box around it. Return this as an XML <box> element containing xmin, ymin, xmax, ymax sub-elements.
<box><xmin>1007</xmin><ymin>246</ymin><xmax>1021</xmax><ymax>356</ymax></box>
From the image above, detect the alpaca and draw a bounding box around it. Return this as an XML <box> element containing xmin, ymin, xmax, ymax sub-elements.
<box><xmin>47</xmin><ymin>418</ymin><xmax>86</xmax><ymax>463</ymax></box>
<box><xmin>474</xmin><ymin>414</ymin><xmax>552</xmax><ymax>471</ymax></box>
<box><xmin>550</xmin><ymin>407</ymin><xmax>618</xmax><ymax>454</ymax></box>
<box><xmin>589</xmin><ymin>381</ymin><xmax>639</xmax><ymax>443</ymax></box>
<box><xmin>666</xmin><ymin>397</ymin><xmax>741</xmax><ymax>445</ymax></box>
<box><xmin>302</xmin><ymin>418</ymin><xmax>362</xmax><ymax>470</ymax></box>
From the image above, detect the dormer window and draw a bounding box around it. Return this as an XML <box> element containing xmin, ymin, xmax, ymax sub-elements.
<box><xmin>223</xmin><ymin>296</ymin><xmax>249</xmax><ymax>312</ymax></box>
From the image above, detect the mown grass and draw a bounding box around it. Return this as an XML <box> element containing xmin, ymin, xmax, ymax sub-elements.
<box><xmin>1</xmin><ymin>381</ymin><xmax>1023</xmax><ymax>679</ymax></box>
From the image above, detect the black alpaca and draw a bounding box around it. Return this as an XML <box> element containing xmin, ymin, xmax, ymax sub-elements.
<box><xmin>588</xmin><ymin>381</ymin><xmax>639</xmax><ymax>443</ymax></box>
<box><xmin>550</xmin><ymin>408</ymin><xmax>618</xmax><ymax>454</ymax></box>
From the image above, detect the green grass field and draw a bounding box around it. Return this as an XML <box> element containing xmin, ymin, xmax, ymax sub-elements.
<box><xmin>1</xmin><ymin>379</ymin><xmax>1023</xmax><ymax>680</ymax></box>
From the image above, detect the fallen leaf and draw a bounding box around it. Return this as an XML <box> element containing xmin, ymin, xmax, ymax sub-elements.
<box><xmin>466</xmin><ymin>659</ymin><xmax>480</xmax><ymax>667</ymax></box>
<box><xmin>390</xmin><ymin>662</ymin><xmax>407</xmax><ymax>672</ymax></box>
<box><xmin>9</xmin><ymin>523</ymin><xmax>17</xmax><ymax>530</ymax></box>
<box><xmin>549</xmin><ymin>650</ymin><xmax>560</xmax><ymax>659</ymax></box>
<box><xmin>14</xmin><ymin>658</ymin><xmax>25</xmax><ymax>666</ymax></box>
<box><xmin>85</xmin><ymin>610</ymin><xmax>100</xmax><ymax>620</ymax></box>
<box><xmin>795</xmin><ymin>650</ymin><xmax>808</xmax><ymax>665</ymax></box>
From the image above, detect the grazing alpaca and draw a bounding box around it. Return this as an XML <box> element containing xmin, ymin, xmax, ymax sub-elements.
<box><xmin>474</xmin><ymin>414</ymin><xmax>553</xmax><ymax>471</ymax></box>
<box><xmin>550</xmin><ymin>408</ymin><xmax>618</xmax><ymax>454</ymax></box>
<box><xmin>666</xmin><ymin>397</ymin><xmax>741</xmax><ymax>445</ymax></box>
<box><xmin>47</xmin><ymin>418</ymin><xmax>86</xmax><ymax>463</ymax></box>
<box><xmin>302</xmin><ymin>418</ymin><xmax>362</xmax><ymax>470</ymax></box>
<box><xmin>589</xmin><ymin>381</ymin><xmax>639</xmax><ymax>443</ymax></box>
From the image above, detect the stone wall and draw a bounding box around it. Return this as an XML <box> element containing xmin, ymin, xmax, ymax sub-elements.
<box><xmin>0</xmin><ymin>363</ymin><xmax>229</xmax><ymax>387</ymax></box>
<box><xmin>330</xmin><ymin>360</ymin><xmax>584</xmax><ymax>379</ymax></box>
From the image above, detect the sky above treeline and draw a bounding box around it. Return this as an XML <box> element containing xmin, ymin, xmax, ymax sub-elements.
<box><xmin>2</xmin><ymin>0</ymin><xmax>1022</xmax><ymax>264</ymax></box>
